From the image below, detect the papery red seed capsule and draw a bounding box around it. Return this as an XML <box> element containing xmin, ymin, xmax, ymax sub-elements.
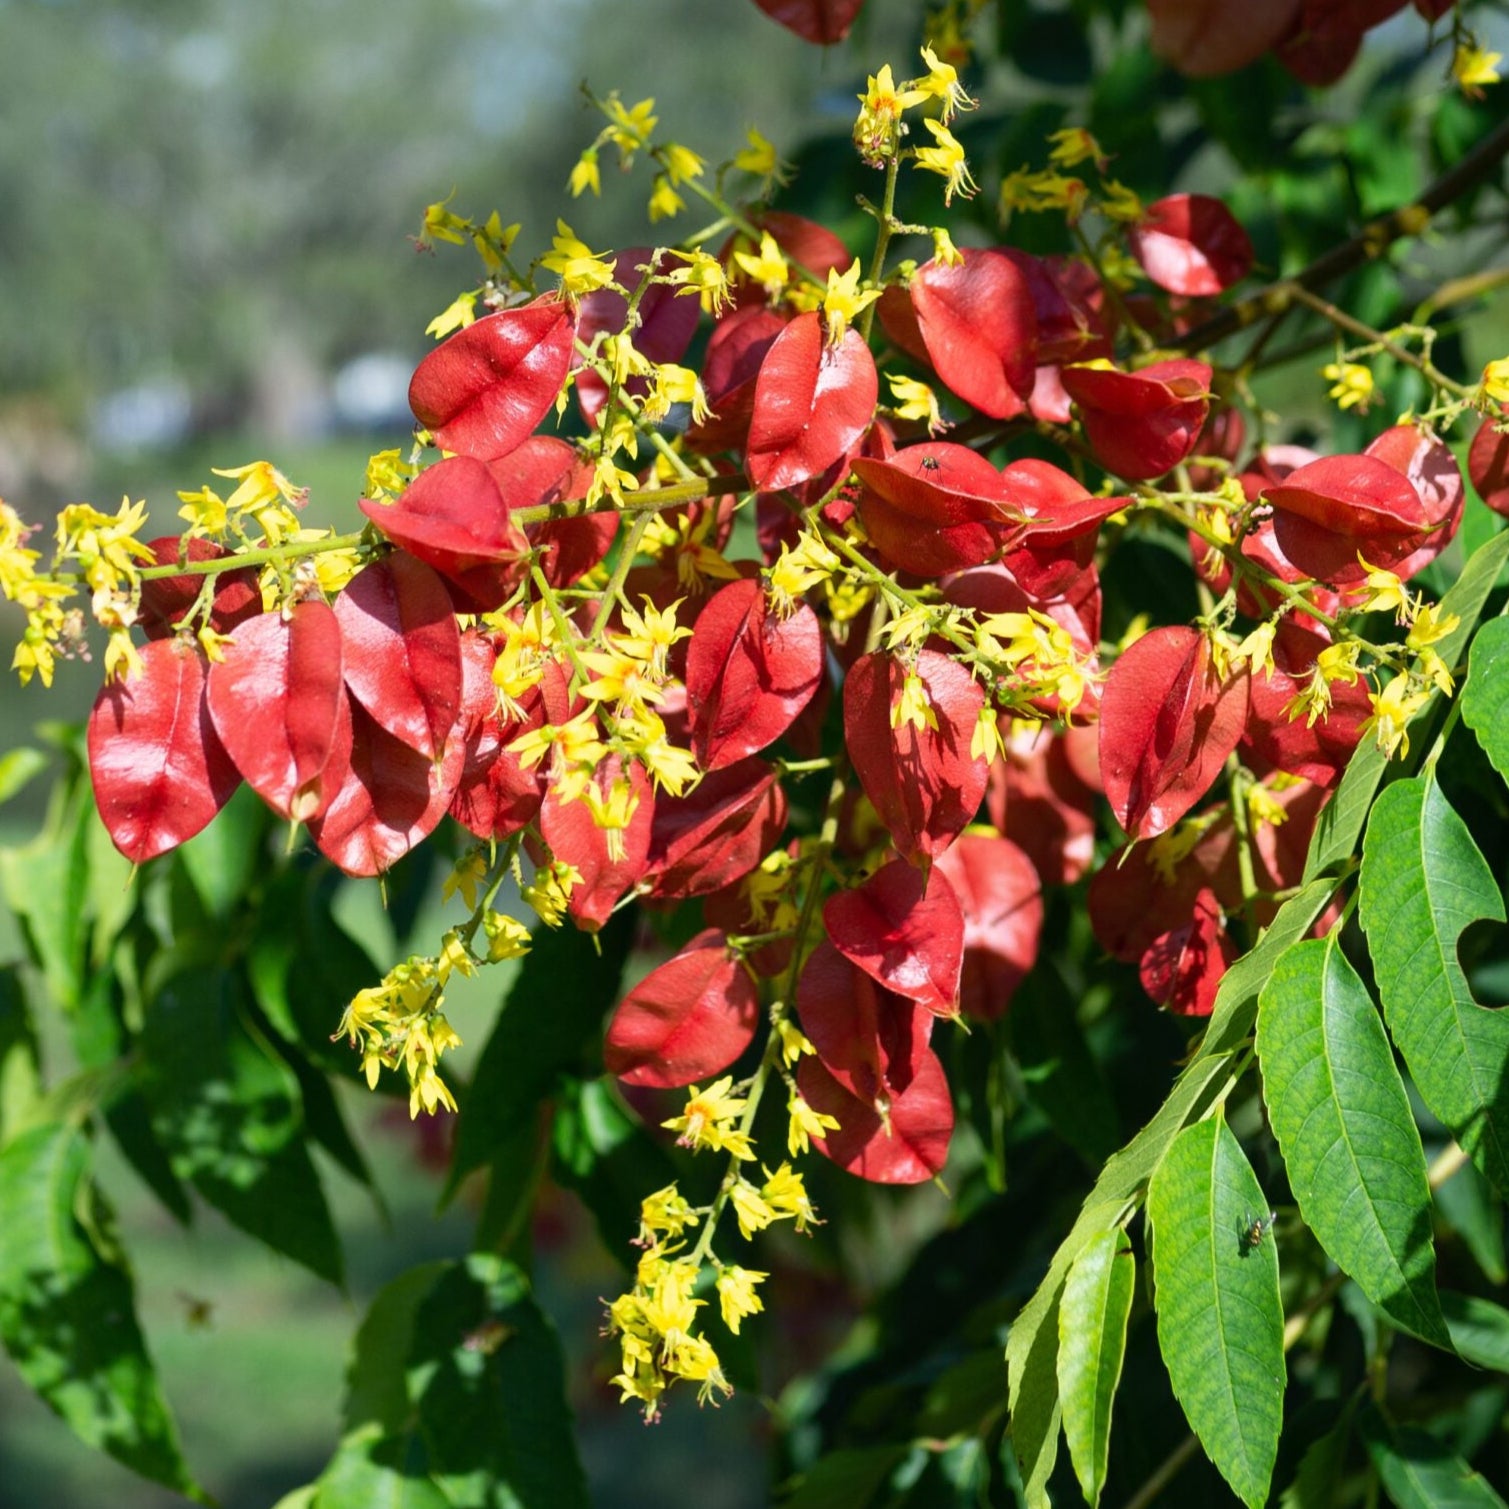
<box><xmin>1099</xmin><ymin>626</ymin><xmax>1249</xmax><ymax>841</ymax></box>
<box><xmin>205</xmin><ymin>601</ymin><xmax>345</xmax><ymax>823</ymax></box>
<box><xmin>408</xmin><ymin>298</ymin><xmax>576</xmax><ymax>462</ymax></box>
<box><xmin>334</xmin><ymin>554</ymin><xmax>462</xmax><ymax>763</ymax></box>
<box><xmin>822</xmin><ymin>858</ymin><xmax>964</xmax><ymax>1017</ymax></box>
<box><xmin>843</xmin><ymin>648</ymin><xmax>988</xmax><ymax>865</ymax></box>
<box><xmin>746</xmin><ymin>312</ymin><xmax>878</xmax><ymax>492</ymax></box>
<box><xmin>685</xmin><ymin>578</ymin><xmax>823</xmax><ymax>770</ymax></box>
<box><xmin>1126</xmin><ymin>194</ymin><xmax>1254</xmax><ymax>296</ymax></box>
<box><xmin>604</xmin><ymin>929</ymin><xmax>760</xmax><ymax>1088</ymax></box>
<box><xmin>88</xmin><ymin>637</ymin><xmax>240</xmax><ymax>863</ymax></box>
<box><xmin>934</xmin><ymin>833</ymin><xmax>1045</xmax><ymax>1021</ymax></box>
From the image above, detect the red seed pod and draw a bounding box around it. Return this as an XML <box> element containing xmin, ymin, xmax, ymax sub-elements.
<box><xmin>749</xmin><ymin>0</ymin><xmax>866</xmax><ymax>43</ymax></box>
<box><xmin>1061</xmin><ymin>359</ymin><xmax>1212</xmax><ymax>481</ymax></box>
<box><xmin>407</xmin><ymin>298</ymin><xmax>576</xmax><ymax>462</ymax></box>
<box><xmin>307</xmin><ymin>695</ymin><xmax>464</xmax><ymax>878</ymax></box>
<box><xmin>1362</xmin><ymin>423</ymin><xmax>1463</xmax><ymax>583</ymax></box>
<box><xmin>1139</xmin><ymin>888</ymin><xmax>1237</xmax><ymax>1017</ymax></box>
<box><xmin>723</xmin><ymin>212</ymin><xmax>853</xmax><ymax>308</ymax></box>
<box><xmin>1126</xmin><ymin>194</ymin><xmax>1254</xmax><ymax>296</ymax></box>
<box><xmin>1099</xmin><ymin>626</ymin><xmax>1250</xmax><ymax>841</ymax></box>
<box><xmin>851</xmin><ymin>443</ymin><xmax>1022</xmax><ymax>578</ymax></box>
<box><xmin>843</xmin><ymin>648</ymin><xmax>988</xmax><ymax>865</ymax></box>
<box><xmin>684</xmin><ymin>578</ymin><xmax>823</xmax><ymax>770</ymax></box>
<box><xmin>205</xmin><ymin>601</ymin><xmax>345</xmax><ymax>823</ymax></box>
<box><xmin>1468</xmin><ymin>412</ymin><xmax>1509</xmax><ymax>517</ymax></box>
<box><xmin>360</xmin><ymin>455</ymin><xmax>528</xmax><ymax>613</ymax></box>
<box><xmin>796</xmin><ymin>938</ymin><xmax>936</xmax><ymax>1103</ymax></box>
<box><xmin>483</xmin><ymin>436</ymin><xmax>615</xmax><ymax>591</ymax></box>
<box><xmin>137</xmin><ymin>536</ymin><xmax>261</xmax><ymax>640</ymax></box>
<box><xmin>604</xmin><ymin>929</ymin><xmax>760</xmax><ymax>1088</ymax></box>
<box><xmin>933</xmin><ymin>833</ymin><xmax>1044</xmax><ymax>1021</ymax></box>
<box><xmin>644</xmin><ymin>757</ymin><xmax>788</xmax><ymax>899</ymax></box>
<box><xmin>334</xmin><ymin>554</ymin><xmax>462</xmax><ymax>763</ymax></box>
<box><xmin>745</xmin><ymin>312</ymin><xmax>878</xmax><ymax>491</ymax></box>
<box><xmin>908</xmin><ymin>250</ymin><xmax>1039</xmax><ymax>420</ymax></box>
<box><xmin>797</xmin><ymin>1047</ymin><xmax>953</xmax><ymax>1185</ymax></box>
<box><xmin>88</xmin><ymin>637</ymin><xmax>241</xmax><ymax>863</ymax></box>
<box><xmin>1263</xmin><ymin>451</ymin><xmax>1430</xmax><ymax>586</ymax></box>
<box><xmin>822</xmin><ymin>858</ymin><xmax>964</xmax><ymax>1018</ymax></box>
<box><xmin>1146</xmin><ymin>0</ymin><xmax>1302</xmax><ymax>76</ymax></box>
<box><xmin>981</xmin><ymin>725</ymin><xmax>1098</xmax><ymax>888</ymax></box>
<box><xmin>686</xmin><ymin>305</ymin><xmax>788</xmax><ymax>454</ymax></box>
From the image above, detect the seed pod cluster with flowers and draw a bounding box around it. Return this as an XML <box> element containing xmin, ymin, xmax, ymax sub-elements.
<box><xmin>8</xmin><ymin>2</ymin><xmax>1509</xmax><ymax>1485</ymax></box>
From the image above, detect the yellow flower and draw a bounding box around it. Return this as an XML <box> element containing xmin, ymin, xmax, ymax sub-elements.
<box><xmin>734</xmin><ymin>127</ymin><xmax>788</xmax><ymax>185</ymax></box>
<box><xmin>1454</xmin><ymin>43</ymin><xmax>1501</xmax><ymax>99</ymax></box>
<box><xmin>853</xmin><ymin>63</ymin><xmax>929</xmax><ymax>167</ymax></box>
<box><xmin>729</xmin><ymin>1177</ymin><xmax>777</xmax><ymax>1241</ymax></box>
<box><xmin>176</xmin><ymin>484</ymin><xmax>228</xmax><ymax>534</ymax></box>
<box><xmin>1047</xmin><ymin>127</ymin><xmax>1107</xmax><ymax>171</ymax></box>
<box><xmin>638</xmin><ymin>1184</ymin><xmax>701</xmax><ymax>1246</ymax></box>
<box><xmin>768</xmin><ymin>532</ymin><xmax>842</xmax><ymax>615</ymax></box>
<box><xmin>913</xmin><ymin>119</ymin><xmax>978</xmax><ymax>205</ymax></box>
<box><xmin>602</xmin><ymin>94</ymin><xmax>658</xmax><ymax>157</ymax></box>
<box><xmin>420</xmin><ymin>190</ymin><xmax>470</xmax><ymax>247</ymax></box>
<box><xmin>660</xmin><ymin>142</ymin><xmax>705</xmax><ymax>185</ymax></box>
<box><xmin>568</xmin><ymin>147</ymin><xmax>601</xmax><ymax>198</ymax></box>
<box><xmin>1246</xmin><ymin>785</ymin><xmax>1288</xmax><ymax>829</ymax></box>
<box><xmin>892</xmin><ymin>669</ymin><xmax>939</xmax><ymax>731</ymax></box>
<box><xmin>662</xmin><ymin>1076</ymin><xmax>754</xmax><ymax>1158</ymax></box>
<box><xmin>364</xmin><ymin>448</ymin><xmax>415</xmax><ymax>500</ymax></box>
<box><xmin>664</xmin><ymin>249</ymin><xmax>730</xmax><ymax>314</ymax></box>
<box><xmin>787</xmin><ymin>1094</ymin><xmax>841</xmax><ymax>1158</ymax></box>
<box><xmin>774</xmin><ymin>1018</ymin><xmax>814</xmax><ymax>1067</ymax></box>
<box><xmin>1322</xmin><ymin>361</ymin><xmax>1374</xmax><ymax>412</ymax></box>
<box><xmin>1098</xmin><ymin>179</ymin><xmax>1144</xmax><ymax>224</ymax></box>
<box><xmin>734</xmin><ymin>231</ymin><xmax>789</xmax><ymax>300</ymax></box>
<box><xmin>520</xmin><ymin>860</ymin><xmax>581</xmax><ymax>927</ymax></box>
<box><xmin>426</xmin><ymin>291</ymin><xmax>478</xmax><ymax>340</ymax></box>
<box><xmin>930</xmin><ymin>226</ymin><xmax>964</xmax><ymax>267</ymax></box>
<box><xmin>482</xmin><ymin>910</ymin><xmax>532</xmax><ymax>963</ymax></box>
<box><xmin>435</xmin><ymin>930</ymin><xmax>476</xmax><ymax>984</ymax></box>
<box><xmin>761</xmin><ymin>1162</ymin><xmax>820</xmax><ymax>1232</ymax></box>
<box><xmin>1000</xmin><ymin>168</ymin><xmax>1089</xmax><ymax>221</ymax></box>
<box><xmin>715</xmin><ymin>1266</ymin><xmax>767</xmax><ymax>1334</ymax></box>
<box><xmin>648</xmin><ymin>174</ymin><xmax>686</xmax><ymax>223</ymax></box>
<box><xmin>1361</xmin><ymin>673</ymin><xmax>1431</xmax><ymax>760</ymax></box>
<box><xmin>540</xmin><ymin>220</ymin><xmax>618</xmax><ymax>298</ymax></box>
<box><xmin>971</xmin><ymin>704</ymin><xmax>1008</xmax><ymax>765</ymax></box>
<box><xmin>887</xmin><ymin>372</ymin><xmax>946</xmax><ymax>434</ymax></box>
<box><xmin>916</xmin><ymin>44</ymin><xmax>975</xmax><ymax>123</ymax></box>
<box><xmin>1481</xmin><ymin>358</ymin><xmax>1509</xmax><ymax>405</ymax></box>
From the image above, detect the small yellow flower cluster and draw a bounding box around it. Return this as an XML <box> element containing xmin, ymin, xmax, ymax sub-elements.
<box><xmin>519</xmin><ymin>859</ymin><xmax>582</xmax><ymax>926</ymax></box>
<box><xmin>55</xmin><ymin>497</ymin><xmax>157</xmax><ymax>682</ymax></box>
<box><xmin>418</xmin><ymin>193</ymin><xmax>519</xmax><ymax>274</ymax></box>
<box><xmin>1453</xmin><ymin>41</ymin><xmax>1502</xmax><ymax>100</ymax></box>
<box><xmin>334</xmin><ymin>954</ymin><xmax>466</xmax><ymax>1117</ymax></box>
<box><xmin>853</xmin><ymin>47</ymin><xmax>976</xmax><ymax>170</ymax></box>
<box><xmin>2</xmin><ymin>499</ymin><xmax>77</xmax><ymax>688</ymax></box>
<box><xmin>1322</xmin><ymin>361</ymin><xmax>1375</xmax><ymax>413</ymax></box>
<box><xmin>767</xmin><ymin>532</ymin><xmax>843</xmax><ymax>617</ymax></box>
<box><xmin>974</xmin><ymin>608</ymin><xmax>1094</xmax><ymax>717</ymax></box>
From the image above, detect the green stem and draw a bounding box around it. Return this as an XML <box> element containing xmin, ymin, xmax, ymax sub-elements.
<box><xmin>588</xmin><ymin>511</ymin><xmax>654</xmax><ymax>644</ymax></box>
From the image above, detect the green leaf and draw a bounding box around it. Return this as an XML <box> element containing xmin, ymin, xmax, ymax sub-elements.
<box><xmin>1256</xmin><ymin>935</ymin><xmax>1448</xmax><ymax>1346</ymax></box>
<box><xmin>336</xmin><ymin>1254</ymin><xmax>588</xmax><ymax>1508</ymax></box>
<box><xmin>1147</xmin><ymin>1117</ymin><xmax>1284</xmax><ymax>1508</ymax></box>
<box><xmin>1358</xmin><ymin>1403</ymin><xmax>1509</xmax><ymax>1508</ymax></box>
<box><xmin>1057</xmin><ymin>1228</ymin><xmax>1134</xmax><ymax>1508</ymax></box>
<box><xmin>0</xmin><ymin>746</ymin><xmax>47</xmax><ymax>806</ymax></box>
<box><xmin>1433</xmin><ymin>1153</ymin><xmax>1506</xmax><ymax>1283</ymax></box>
<box><xmin>1462</xmin><ymin>615</ymin><xmax>1509</xmax><ymax>785</ymax></box>
<box><xmin>550</xmin><ymin>1078</ymin><xmax>678</xmax><ymax>1266</ymax></box>
<box><xmin>1005</xmin><ymin>1270</ymin><xmax>1062</xmax><ymax>1509</ymax></box>
<box><xmin>0</xmin><ymin>965</ymin><xmax>41</xmax><ymax>1145</ymax></box>
<box><xmin>1441</xmin><ymin>1290</ymin><xmax>1509</xmax><ymax>1371</ymax></box>
<box><xmin>446</xmin><ymin>909</ymin><xmax>634</xmax><ymax>1199</ymax></box>
<box><xmin>0</xmin><ymin>785</ymin><xmax>90</xmax><ymax>1009</ymax></box>
<box><xmin>142</xmin><ymin>966</ymin><xmax>343</xmax><ymax>1282</ymax></box>
<box><xmin>1360</xmin><ymin>777</ymin><xmax>1509</xmax><ymax>1199</ymax></box>
<box><xmin>314</xmin><ymin>1423</ymin><xmax>452</xmax><ymax>1509</ymax></box>
<box><xmin>0</xmin><ymin>1121</ymin><xmax>205</xmax><ymax>1500</ymax></box>
<box><xmin>1278</xmin><ymin>1401</ymin><xmax>1356</xmax><ymax>1509</ymax></box>
<box><xmin>175</xmin><ymin>781</ymin><xmax>270</xmax><ymax>920</ymax></box>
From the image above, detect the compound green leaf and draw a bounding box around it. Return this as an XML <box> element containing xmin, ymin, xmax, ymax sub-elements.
<box><xmin>1147</xmin><ymin>1117</ymin><xmax>1284</xmax><ymax>1508</ymax></box>
<box><xmin>1057</xmin><ymin>1228</ymin><xmax>1134</xmax><ymax>1508</ymax></box>
<box><xmin>1006</xmin><ymin>1269</ymin><xmax>1062</xmax><ymax>1509</ymax></box>
<box><xmin>1359</xmin><ymin>777</ymin><xmax>1509</xmax><ymax>1200</ymax></box>
<box><xmin>1256</xmin><ymin>935</ymin><xmax>1447</xmax><ymax>1346</ymax></box>
<box><xmin>1358</xmin><ymin>1403</ymin><xmax>1509</xmax><ymax>1509</ymax></box>
<box><xmin>1462</xmin><ymin>615</ymin><xmax>1509</xmax><ymax>785</ymax></box>
<box><xmin>0</xmin><ymin>1121</ymin><xmax>205</xmax><ymax>1500</ymax></box>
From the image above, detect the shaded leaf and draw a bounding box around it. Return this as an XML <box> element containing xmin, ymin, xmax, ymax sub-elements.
<box><xmin>1358</xmin><ymin>1403</ymin><xmax>1508</xmax><ymax>1509</ymax></box>
<box><xmin>1058</xmin><ymin>1228</ymin><xmax>1135</xmax><ymax>1508</ymax></box>
<box><xmin>0</xmin><ymin>1122</ymin><xmax>204</xmax><ymax>1500</ymax></box>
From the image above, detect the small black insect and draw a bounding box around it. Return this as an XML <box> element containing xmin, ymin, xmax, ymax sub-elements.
<box><xmin>1238</xmin><ymin>1210</ymin><xmax>1277</xmax><ymax>1255</ymax></box>
<box><xmin>920</xmin><ymin>455</ymin><xmax>941</xmax><ymax>471</ymax></box>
